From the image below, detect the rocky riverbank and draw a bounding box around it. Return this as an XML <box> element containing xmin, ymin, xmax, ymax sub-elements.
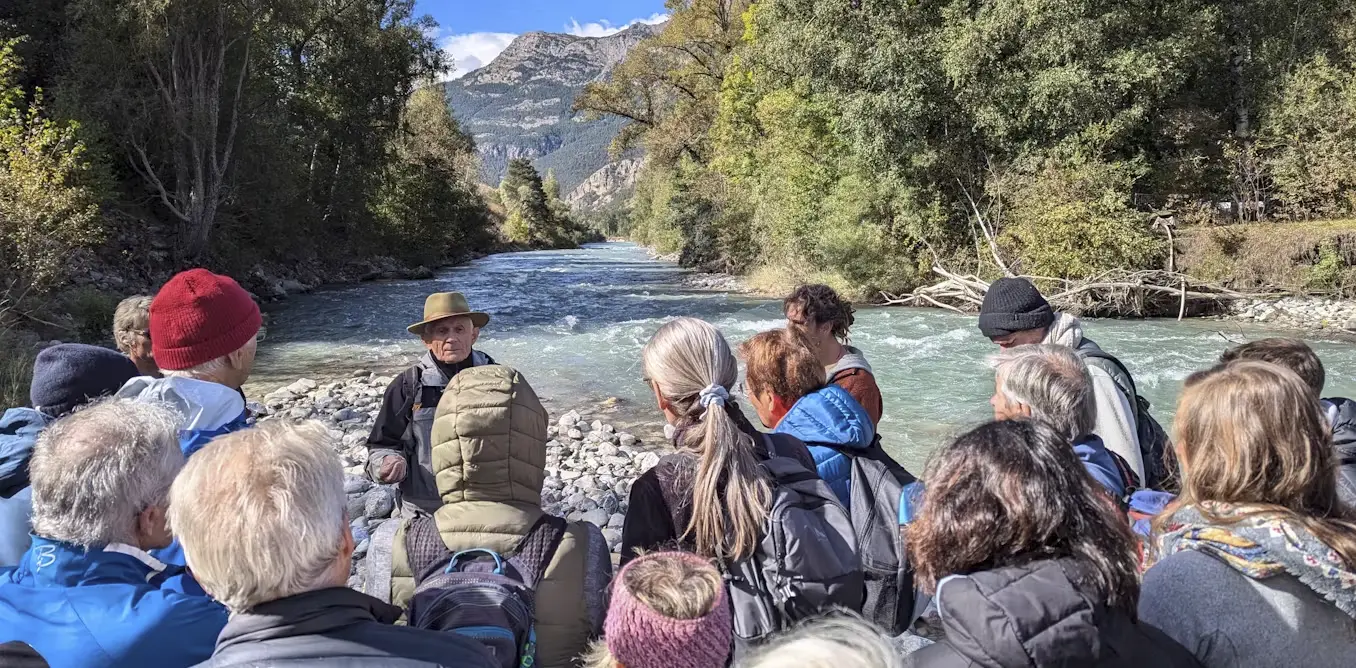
<box><xmin>250</xmin><ymin>374</ymin><xmax>664</xmax><ymax>581</ymax></box>
<box><xmin>1221</xmin><ymin>296</ymin><xmax>1356</xmax><ymax>334</ymax></box>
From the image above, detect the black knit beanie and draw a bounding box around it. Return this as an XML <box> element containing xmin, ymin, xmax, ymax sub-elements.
<box><xmin>978</xmin><ymin>277</ymin><xmax>1055</xmax><ymax>338</ymax></box>
<box><xmin>30</xmin><ymin>344</ymin><xmax>139</xmax><ymax>416</ymax></box>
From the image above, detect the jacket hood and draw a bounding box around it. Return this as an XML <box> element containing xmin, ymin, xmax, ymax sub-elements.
<box><xmin>774</xmin><ymin>384</ymin><xmax>875</xmax><ymax>450</ymax></box>
<box><xmin>116</xmin><ymin>376</ymin><xmax>245</xmax><ymax>433</ymax></box>
<box><xmin>0</xmin><ymin>409</ymin><xmax>49</xmax><ymax>496</ymax></box>
<box><xmin>430</xmin><ymin>365</ymin><xmax>547</xmax><ymax>504</ymax></box>
<box><xmin>214</xmin><ymin>587</ymin><xmax>399</xmax><ymax>649</ymax></box>
<box><xmin>828</xmin><ymin>345</ymin><xmax>873</xmax><ymax>378</ymax></box>
<box><xmin>1042</xmin><ymin>312</ymin><xmax>1086</xmax><ymax>349</ymax></box>
<box><xmin>1324</xmin><ymin>397</ymin><xmax>1356</xmax><ymax>453</ymax></box>
<box><xmin>935</xmin><ymin>559</ymin><xmax>1106</xmax><ymax>666</ymax></box>
<box><xmin>1156</xmin><ymin>502</ymin><xmax>1356</xmax><ymax>619</ymax></box>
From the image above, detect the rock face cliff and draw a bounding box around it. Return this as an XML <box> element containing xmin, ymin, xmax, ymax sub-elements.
<box><xmin>443</xmin><ymin>23</ymin><xmax>659</xmax><ymax>203</ymax></box>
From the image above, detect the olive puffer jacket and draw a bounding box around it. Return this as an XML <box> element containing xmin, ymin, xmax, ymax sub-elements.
<box><xmin>386</xmin><ymin>366</ymin><xmax>612</xmax><ymax>668</ymax></box>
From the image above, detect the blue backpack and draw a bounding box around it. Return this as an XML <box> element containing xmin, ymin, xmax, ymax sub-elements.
<box><xmin>405</xmin><ymin>514</ymin><xmax>566</xmax><ymax>668</ymax></box>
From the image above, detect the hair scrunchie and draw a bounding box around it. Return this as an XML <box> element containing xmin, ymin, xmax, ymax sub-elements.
<box><xmin>698</xmin><ymin>384</ymin><xmax>729</xmax><ymax>411</ymax></box>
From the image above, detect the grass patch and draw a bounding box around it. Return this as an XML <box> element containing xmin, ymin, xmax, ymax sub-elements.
<box><xmin>1178</xmin><ymin>219</ymin><xmax>1356</xmax><ymax>296</ymax></box>
<box><xmin>0</xmin><ymin>329</ymin><xmax>34</xmax><ymax>409</ymax></box>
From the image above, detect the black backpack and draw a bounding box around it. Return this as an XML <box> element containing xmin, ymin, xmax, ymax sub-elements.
<box><xmin>404</xmin><ymin>514</ymin><xmax>566</xmax><ymax>668</ymax></box>
<box><xmin>1080</xmin><ymin>350</ymin><xmax>1176</xmax><ymax>492</ymax></box>
<box><xmin>726</xmin><ymin>436</ymin><xmax>864</xmax><ymax>652</ymax></box>
<box><xmin>823</xmin><ymin>437</ymin><xmax>919</xmax><ymax>634</ymax></box>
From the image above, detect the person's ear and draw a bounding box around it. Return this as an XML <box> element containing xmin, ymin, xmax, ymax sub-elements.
<box><xmin>769</xmin><ymin>393</ymin><xmax>795</xmax><ymax>423</ymax></box>
<box><xmin>651</xmin><ymin>382</ymin><xmax>671</xmax><ymax>412</ymax></box>
<box><xmin>470</xmin><ymin>327</ymin><xmax>481</xmax><ymax>346</ymax></box>
<box><xmin>136</xmin><ymin>504</ymin><xmax>173</xmax><ymax>550</ymax></box>
<box><xmin>339</xmin><ymin>522</ymin><xmax>355</xmax><ymax>559</ymax></box>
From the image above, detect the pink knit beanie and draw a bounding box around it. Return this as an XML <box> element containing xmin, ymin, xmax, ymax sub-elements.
<box><xmin>605</xmin><ymin>552</ymin><xmax>732</xmax><ymax>668</ymax></box>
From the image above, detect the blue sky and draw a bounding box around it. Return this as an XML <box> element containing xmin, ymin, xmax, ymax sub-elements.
<box><xmin>417</xmin><ymin>1</ymin><xmax>669</xmax><ymax>78</ymax></box>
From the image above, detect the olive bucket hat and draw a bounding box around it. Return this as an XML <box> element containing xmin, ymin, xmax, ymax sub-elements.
<box><xmin>407</xmin><ymin>292</ymin><xmax>490</xmax><ymax>334</ymax></box>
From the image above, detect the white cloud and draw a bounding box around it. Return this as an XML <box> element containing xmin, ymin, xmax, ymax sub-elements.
<box><xmin>565</xmin><ymin>13</ymin><xmax>668</xmax><ymax>38</ymax></box>
<box><xmin>442</xmin><ymin>32</ymin><xmax>518</xmax><ymax>80</ymax></box>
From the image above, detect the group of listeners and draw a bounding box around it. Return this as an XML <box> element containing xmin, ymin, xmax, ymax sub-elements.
<box><xmin>0</xmin><ymin>268</ymin><xmax>1353</xmax><ymax>667</ymax></box>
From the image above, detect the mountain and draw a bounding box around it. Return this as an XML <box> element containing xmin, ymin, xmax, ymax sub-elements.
<box><xmin>443</xmin><ymin>23</ymin><xmax>660</xmax><ymax>206</ymax></box>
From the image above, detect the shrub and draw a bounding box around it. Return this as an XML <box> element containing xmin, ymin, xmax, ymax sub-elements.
<box><xmin>997</xmin><ymin>155</ymin><xmax>1165</xmax><ymax>279</ymax></box>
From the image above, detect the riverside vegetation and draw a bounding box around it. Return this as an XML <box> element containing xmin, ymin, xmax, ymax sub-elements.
<box><xmin>577</xmin><ymin>0</ymin><xmax>1356</xmax><ymax>304</ymax></box>
<box><xmin>0</xmin><ymin>1</ymin><xmax>599</xmax><ymax>408</ymax></box>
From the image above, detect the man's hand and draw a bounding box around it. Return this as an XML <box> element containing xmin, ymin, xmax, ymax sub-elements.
<box><xmin>377</xmin><ymin>455</ymin><xmax>407</xmax><ymax>484</ymax></box>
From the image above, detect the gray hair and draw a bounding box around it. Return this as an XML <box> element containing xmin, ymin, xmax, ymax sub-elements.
<box><xmin>29</xmin><ymin>398</ymin><xmax>184</xmax><ymax>547</ymax></box>
<box><xmin>991</xmin><ymin>344</ymin><xmax>1096</xmax><ymax>441</ymax></box>
<box><xmin>739</xmin><ymin>614</ymin><xmax>904</xmax><ymax>668</ymax></box>
<box><xmin>169</xmin><ymin>420</ymin><xmax>346</xmax><ymax>612</ymax></box>
<box><xmin>112</xmin><ymin>295</ymin><xmax>152</xmax><ymax>354</ymax></box>
<box><xmin>161</xmin><ymin>334</ymin><xmax>255</xmax><ymax>381</ymax></box>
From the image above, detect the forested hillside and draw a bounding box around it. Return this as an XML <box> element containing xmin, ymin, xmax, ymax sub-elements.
<box><xmin>0</xmin><ymin>0</ymin><xmax>492</xmax><ymax>312</ymax></box>
<box><xmin>578</xmin><ymin>0</ymin><xmax>1356</xmax><ymax>299</ymax></box>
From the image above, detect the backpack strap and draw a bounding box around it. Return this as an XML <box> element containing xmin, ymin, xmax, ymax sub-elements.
<box><xmin>405</xmin><ymin>514</ymin><xmax>454</xmax><ymax>584</ymax></box>
<box><xmin>364</xmin><ymin>517</ymin><xmax>404</xmax><ymax>602</ymax></box>
<box><xmin>506</xmin><ymin>514</ymin><xmax>569</xmax><ymax>591</ymax></box>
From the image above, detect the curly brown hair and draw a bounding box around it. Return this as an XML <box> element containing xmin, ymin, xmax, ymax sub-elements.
<box><xmin>784</xmin><ymin>284</ymin><xmax>855</xmax><ymax>342</ymax></box>
<box><xmin>1219</xmin><ymin>337</ymin><xmax>1325</xmax><ymax>396</ymax></box>
<box><xmin>905</xmin><ymin>420</ymin><xmax>1141</xmax><ymax>615</ymax></box>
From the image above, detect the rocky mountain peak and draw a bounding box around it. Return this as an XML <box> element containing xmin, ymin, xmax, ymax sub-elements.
<box><xmin>445</xmin><ymin>22</ymin><xmax>663</xmax><ymax>198</ymax></box>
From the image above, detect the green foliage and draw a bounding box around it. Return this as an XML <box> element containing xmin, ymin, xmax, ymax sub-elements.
<box><xmin>1261</xmin><ymin>53</ymin><xmax>1356</xmax><ymax>218</ymax></box>
<box><xmin>1307</xmin><ymin>241</ymin><xmax>1347</xmax><ymax>291</ymax></box>
<box><xmin>997</xmin><ymin>155</ymin><xmax>1165</xmax><ymax>279</ymax></box>
<box><xmin>371</xmin><ymin>87</ymin><xmax>490</xmax><ymax>265</ymax></box>
<box><xmin>498</xmin><ymin>158</ymin><xmax>599</xmax><ymax>248</ymax></box>
<box><xmin>0</xmin><ymin>39</ymin><xmax>104</xmax><ymax>293</ymax></box>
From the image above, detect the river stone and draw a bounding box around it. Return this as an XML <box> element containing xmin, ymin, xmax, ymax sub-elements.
<box><xmin>352</xmin><ymin>538</ymin><xmax>370</xmax><ymax>559</ymax></box>
<box><xmin>289</xmin><ymin>405</ymin><xmax>314</xmax><ymax>420</ymax></box>
<box><xmin>602</xmin><ymin>528</ymin><xmax>622</xmax><ymax>551</ymax></box>
<box><xmin>344</xmin><ymin>475</ymin><xmax>373</xmax><ymax>495</ymax></box>
<box><xmin>607</xmin><ymin>513</ymin><xmax>625</xmax><ymax>529</ymax></box>
<box><xmin>560</xmin><ymin>470</ymin><xmax>581</xmax><ymax>482</ymax></box>
<box><xmin>334</xmin><ymin>407</ymin><xmax>364</xmax><ymax>422</ymax></box>
<box><xmin>287</xmin><ymin>378</ymin><xmax>318</xmax><ymax>394</ymax></box>
<box><xmin>591</xmin><ymin>420</ymin><xmax>604</xmax><ymax>432</ymax></box>
<box><xmin>346</xmin><ymin>495</ymin><xmax>367</xmax><ymax>522</ymax></box>
<box><xmin>558</xmin><ymin>411</ymin><xmax>581</xmax><ymax>428</ymax></box>
<box><xmin>599</xmin><ymin>492</ymin><xmax>621</xmax><ymax>515</ymax></box>
<box><xmin>567</xmin><ymin>428</ymin><xmax>583</xmax><ymax>440</ymax></box>
<box><xmin>601</xmin><ymin>424</ymin><xmax>615</xmax><ymax>434</ymax></box>
<box><xmin>579</xmin><ymin>509</ymin><xmax>609</xmax><ymax>528</ymax></box>
<box><xmin>594</xmin><ymin>443</ymin><xmax>618</xmax><ymax>458</ymax></box>
<box><xmin>618</xmin><ymin>433</ymin><xmax>637</xmax><ymax>448</ymax></box>
<box><xmin>635</xmin><ymin>452</ymin><xmax>661</xmax><ymax>471</ymax></box>
<box><xmin>342</xmin><ymin>431</ymin><xmax>367</xmax><ymax>448</ymax></box>
<box><xmin>363</xmin><ymin>486</ymin><xmax>397</xmax><ymax>519</ymax></box>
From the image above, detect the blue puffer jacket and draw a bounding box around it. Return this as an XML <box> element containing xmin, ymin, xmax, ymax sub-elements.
<box><xmin>774</xmin><ymin>384</ymin><xmax>876</xmax><ymax>506</ymax></box>
<box><xmin>0</xmin><ymin>408</ymin><xmax>49</xmax><ymax>568</ymax></box>
<box><xmin>0</xmin><ymin>536</ymin><xmax>227</xmax><ymax>668</ymax></box>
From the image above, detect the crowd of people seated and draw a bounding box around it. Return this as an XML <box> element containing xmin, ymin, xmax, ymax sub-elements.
<box><xmin>0</xmin><ymin>267</ymin><xmax>1354</xmax><ymax>668</ymax></box>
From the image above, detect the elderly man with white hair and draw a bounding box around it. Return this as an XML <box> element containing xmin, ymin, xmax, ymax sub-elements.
<box><xmin>0</xmin><ymin>399</ymin><xmax>228</xmax><ymax>668</ymax></box>
<box><xmin>990</xmin><ymin>344</ymin><xmax>1130</xmax><ymax>499</ymax></box>
<box><xmin>172</xmin><ymin>420</ymin><xmax>495</xmax><ymax>667</ymax></box>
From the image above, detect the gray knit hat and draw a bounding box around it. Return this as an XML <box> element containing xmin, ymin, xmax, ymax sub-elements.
<box><xmin>978</xmin><ymin>277</ymin><xmax>1055</xmax><ymax>338</ymax></box>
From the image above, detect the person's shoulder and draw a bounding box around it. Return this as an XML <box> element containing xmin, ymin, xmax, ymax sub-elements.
<box><xmin>348</xmin><ymin>619</ymin><xmax>498</xmax><ymax>667</ymax></box>
<box><xmin>1142</xmin><ymin>550</ymin><xmax>1246</xmax><ymax>613</ymax></box>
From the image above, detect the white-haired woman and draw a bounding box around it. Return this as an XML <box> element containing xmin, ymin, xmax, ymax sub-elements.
<box><xmin>113</xmin><ymin>295</ymin><xmax>160</xmax><ymax>378</ymax></box>
<box><xmin>620</xmin><ymin>317</ymin><xmax>816</xmax><ymax>562</ymax></box>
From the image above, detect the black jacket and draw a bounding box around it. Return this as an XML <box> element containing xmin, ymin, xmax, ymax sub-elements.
<box><xmin>1325</xmin><ymin>397</ymin><xmax>1356</xmax><ymax>508</ymax></box>
<box><xmin>904</xmin><ymin>559</ymin><xmax>1200</xmax><ymax>668</ymax></box>
<box><xmin>194</xmin><ymin>587</ymin><xmax>496</xmax><ymax>668</ymax></box>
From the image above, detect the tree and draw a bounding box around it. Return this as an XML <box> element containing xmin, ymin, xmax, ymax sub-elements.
<box><xmin>0</xmin><ymin>40</ymin><xmax>103</xmax><ymax>294</ymax></box>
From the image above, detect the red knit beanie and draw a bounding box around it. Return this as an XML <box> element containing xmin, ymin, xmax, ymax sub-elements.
<box><xmin>151</xmin><ymin>269</ymin><xmax>261</xmax><ymax>371</ymax></box>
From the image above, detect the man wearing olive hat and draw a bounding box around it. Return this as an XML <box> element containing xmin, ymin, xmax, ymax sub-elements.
<box><xmin>366</xmin><ymin>292</ymin><xmax>495</xmax><ymax>511</ymax></box>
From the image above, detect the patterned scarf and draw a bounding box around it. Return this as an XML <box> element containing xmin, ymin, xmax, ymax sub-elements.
<box><xmin>1154</xmin><ymin>503</ymin><xmax>1356</xmax><ymax>619</ymax></box>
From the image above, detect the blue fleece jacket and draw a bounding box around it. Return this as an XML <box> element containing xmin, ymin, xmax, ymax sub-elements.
<box><xmin>773</xmin><ymin>384</ymin><xmax>876</xmax><ymax>506</ymax></box>
<box><xmin>1074</xmin><ymin>434</ymin><xmax>1126</xmax><ymax>499</ymax></box>
<box><xmin>0</xmin><ymin>536</ymin><xmax>227</xmax><ymax>668</ymax></box>
<box><xmin>0</xmin><ymin>408</ymin><xmax>49</xmax><ymax>568</ymax></box>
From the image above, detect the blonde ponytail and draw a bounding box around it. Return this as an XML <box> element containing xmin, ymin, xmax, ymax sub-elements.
<box><xmin>643</xmin><ymin>318</ymin><xmax>772</xmax><ymax>560</ymax></box>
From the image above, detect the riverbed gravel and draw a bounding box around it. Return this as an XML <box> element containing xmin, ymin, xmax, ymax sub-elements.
<box><xmin>1223</xmin><ymin>296</ymin><xmax>1356</xmax><ymax>333</ymax></box>
<box><xmin>251</xmin><ymin>374</ymin><xmax>662</xmax><ymax>580</ymax></box>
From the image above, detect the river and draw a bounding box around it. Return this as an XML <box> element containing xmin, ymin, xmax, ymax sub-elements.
<box><xmin>250</xmin><ymin>242</ymin><xmax>1356</xmax><ymax>471</ymax></box>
